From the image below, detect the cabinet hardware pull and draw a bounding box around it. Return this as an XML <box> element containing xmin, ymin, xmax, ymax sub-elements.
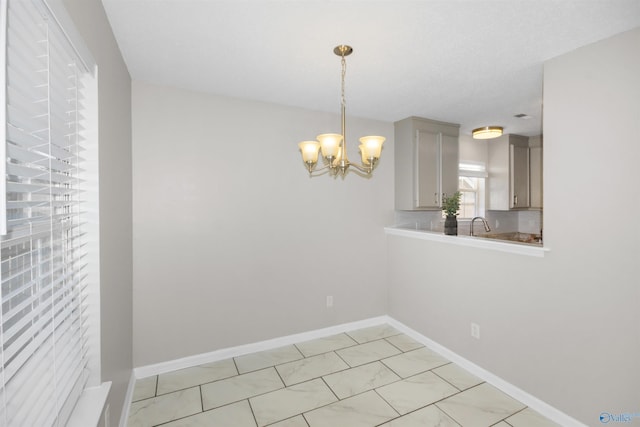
<box><xmin>434</xmin><ymin>192</ymin><xmax>438</xmax><ymax>204</ymax></box>
<box><xmin>513</xmin><ymin>195</ymin><xmax>518</xmax><ymax>206</ymax></box>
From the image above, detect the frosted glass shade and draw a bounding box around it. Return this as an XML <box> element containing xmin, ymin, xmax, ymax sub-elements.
<box><xmin>358</xmin><ymin>135</ymin><xmax>385</xmax><ymax>159</ymax></box>
<box><xmin>358</xmin><ymin>144</ymin><xmax>370</xmax><ymax>164</ymax></box>
<box><xmin>317</xmin><ymin>133</ymin><xmax>343</xmax><ymax>158</ymax></box>
<box><xmin>298</xmin><ymin>140</ymin><xmax>320</xmax><ymax>164</ymax></box>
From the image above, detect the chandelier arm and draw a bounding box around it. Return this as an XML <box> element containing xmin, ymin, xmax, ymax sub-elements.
<box><xmin>306</xmin><ymin>166</ymin><xmax>335</xmax><ymax>177</ymax></box>
<box><xmin>313</xmin><ymin>164</ymin><xmax>333</xmax><ymax>172</ymax></box>
<box><xmin>306</xmin><ymin>162</ymin><xmax>343</xmax><ymax>176</ymax></box>
<box><xmin>348</xmin><ymin>161</ymin><xmax>374</xmax><ymax>174</ymax></box>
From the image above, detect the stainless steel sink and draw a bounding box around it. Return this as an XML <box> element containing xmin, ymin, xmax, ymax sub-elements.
<box><xmin>474</xmin><ymin>232</ymin><xmax>542</xmax><ymax>245</ymax></box>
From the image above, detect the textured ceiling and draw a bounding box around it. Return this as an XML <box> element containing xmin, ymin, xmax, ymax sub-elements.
<box><xmin>101</xmin><ymin>0</ymin><xmax>640</xmax><ymax>137</ymax></box>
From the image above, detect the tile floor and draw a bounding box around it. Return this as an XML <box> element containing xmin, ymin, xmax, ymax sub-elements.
<box><xmin>127</xmin><ymin>324</ymin><xmax>559</xmax><ymax>427</ymax></box>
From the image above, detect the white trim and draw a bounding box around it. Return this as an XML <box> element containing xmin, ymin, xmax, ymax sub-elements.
<box><xmin>42</xmin><ymin>0</ymin><xmax>96</xmax><ymax>73</ymax></box>
<box><xmin>119</xmin><ymin>372</ymin><xmax>137</xmax><ymax>427</ymax></box>
<box><xmin>385</xmin><ymin>226</ymin><xmax>549</xmax><ymax>257</ymax></box>
<box><xmin>80</xmin><ymin>68</ymin><xmax>102</xmax><ymax>388</ymax></box>
<box><xmin>131</xmin><ymin>315</ymin><xmax>584</xmax><ymax>427</ymax></box>
<box><xmin>66</xmin><ymin>381</ymin><xmax>111</xmax><ymax>427</ymax></box>
<box><xmin>134</xmin><ymin>316</ymin><xmax>388</xmax><ymax>379</ymax></box>
<box><xmin>385</xmin><ymin>317</ymin><xmax>587</xmax><ymax>427</ymax></box>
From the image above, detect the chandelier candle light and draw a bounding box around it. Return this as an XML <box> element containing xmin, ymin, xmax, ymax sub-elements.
<box><xmin>298</xmin><ymin>45</ymin><xmax>386</xmax><ymax>177</ymax></box>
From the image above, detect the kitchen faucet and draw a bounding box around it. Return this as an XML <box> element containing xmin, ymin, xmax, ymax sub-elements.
<box><xmin>470</xmin><ymin>216</ymin><xmax>491</xmax><ymax>236</ymax></box>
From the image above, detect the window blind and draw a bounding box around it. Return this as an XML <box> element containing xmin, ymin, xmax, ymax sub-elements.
<box><xmin>1</xmin><ymin>0</ymin><xmax>94</xmax><ymax>425</ymax></box>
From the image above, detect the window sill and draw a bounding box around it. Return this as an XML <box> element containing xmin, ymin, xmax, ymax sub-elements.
<box><xmin>66</xmin><ymin>382</ymin><xmax>111</xmax><ymax>427</ymax></box>
<box><xmin>385</xmin><ymin>226</ymin><xmax>549</xmax><ymax>257</ymax></box>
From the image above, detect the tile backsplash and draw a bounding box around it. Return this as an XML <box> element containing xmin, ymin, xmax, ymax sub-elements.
<box><xmin>394</xmin><ymin>210</ymin><xmax>542</xmax><ymax>236</ymax></box>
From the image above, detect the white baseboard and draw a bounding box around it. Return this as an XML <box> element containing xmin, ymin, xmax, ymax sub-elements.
<box><xmin>385</xmin><ymin>317</ymin><xmax>587</xmax><ymax>427</ymax></box>
<box><xmin>131</xmin><ymin>315</ymin><xmax>585</xmax><ymax>427</ymax></box>
<box><xmin>133</xmin><ymin>316</ymin><xmax>389</xmax><ymax>379</ymax></box>
<box><xmin>118</xmin><ymin>371</ymin><xmax>136</xmax><ymax>427</ymax></box>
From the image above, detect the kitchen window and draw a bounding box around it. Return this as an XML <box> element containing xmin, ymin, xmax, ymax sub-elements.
<box><xmin>458</xmin><ymin>162</ymin><xmax>487</xmax><ymax>219</ymax></box>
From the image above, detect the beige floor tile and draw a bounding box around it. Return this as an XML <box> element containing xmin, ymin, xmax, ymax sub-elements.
<box><xmin>347</xmin><ymin>324</ymin><xmax>401</xmax><ymax>344</ymax></box>
<box><xmin>337</xmin><ymin>339</ymin><xmax>401</xmax><ymax>367</ymax></box>
<box><xmin>235</xmin><ymin>345</ymin><xmax>304</xmax><ymax>374</ymax></box>
<box><xmin>436</xmin><ymin>383</ymin><xmax>526</xmax><ymax>427</ymax></box>
<box><xmin>276</xmin><ymin>352</ymin><xmax>349</xmax><ymax>386</ymax></box>
<box><xmin>132</xmin><ymin>376</ymin><xmax>157</xmax><ymax>402</ymax></box>
<box><xmin>433</xmin><ymin>363</ymin><xmax>484</xmax><ymax>391</ymax></box>
<box><xmin>381</xmin><ymin>347</ymin><xmax>449</xmax><ymax>378</ymax></box>
<box><xmin>201</xmin><ymin>367</ymin><xmax>284</xmax><ymax>410</ymax></box>
<box><xmin>376</xmin><ymin>371</ymin><xmax>458</xmax><ymax>414</ymax></box>
<box><xmin>506</xmin><ymin>407</ymin><xmax>561</xmax><ymax>426</ymax></box>
<box><xmin>268</xmin><ymin>415</ymin><xmax>309</xmax><ymax>427</ymax></box>
<box><xmin>249</xmin><ymin>378</ymin><xmax>337</xmax><ymax>426</ymax></box>
<box><xmin>304</xmin><ymin>390</ymin><xmax>399</xmax><ymax>427</ymax></box>
<box><xmin>323</xmin><ymin>361</ymin><xmax>400</xmax><ymax>399</ymax></box>
<box><xmin>128</xmin><ymin>387</ymin><xmax>201</xmax><ymax>427</ymax></box>
<box><xmin>162</xmin><ymin>400</ymin><xmax>257</xmax><ymax>427</ymax></box>
<box><xmin>125</xmin><ymin>325</ymin><xmax>545</xmax><ymax>427</ymax></box>
<box><xmin>295</xmin><ymin>333</ymin><xmax>357</xmax><ymax>357</ymax></box>
<box><xmin>157</xmin><ymin>358</ymin><xmax>237</xmax><ymax>395</ymax></box>
<box><xmin>385</xmin><ymin>334</ymin><xmax>424</xmax><ymax>352</ymax></box>
<box><xmin>380</xmin><ymin>405</ymin><xmax>461</xmax><ymax>427</ymax></box>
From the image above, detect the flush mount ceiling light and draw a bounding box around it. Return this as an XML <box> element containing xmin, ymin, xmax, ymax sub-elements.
<box><xmin>298</xmin><ymin>45</ymin><xmax>385</xmax><ymax>177</ymax></box>
<box><xmin>472</xmin><ymin>126</ymin><xmax>504</xmax><ymax>140</ymax></box>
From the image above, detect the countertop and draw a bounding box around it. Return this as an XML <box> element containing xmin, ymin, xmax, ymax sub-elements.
<box><xmin>385</xmin><ymin>226</ymin><xmax>549</xmax><ymax>258</ymax></box>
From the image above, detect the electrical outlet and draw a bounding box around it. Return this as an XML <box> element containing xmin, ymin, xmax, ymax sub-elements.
<box><xmin>495</xmin><ymin>220</ymin><xmax>500</xmax><ymax>229</ymax></box>
<box><xmin>326</xmin><ymin>296</ymin><xmax>333</xmax><ymax>308</ymax></box>
<box><xmin>471</xmin><ymin>323</ymin><xmax>480</xmax><ymax>339</ymax></box>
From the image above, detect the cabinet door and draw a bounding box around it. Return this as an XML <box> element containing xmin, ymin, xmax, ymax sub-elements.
<box><xmin>530</xmin><ymin>146</ymin><xmax>543</xmax><ymax>208</ymax></box>
<box><xmin>488</xmin><ymin>138</ymin><xmax>510</xmax><ymax>211</ymax></box>
<box><xmin>510</xmin><ymin>145</ymin><xmax>530</xmax><ymax>208</ymax></box>
<box><xmin>440</xmin><ymin>133</ymin><xmax>459</xmax><ymax>202</ymax></box>
<box><xmin>415</xmin><ymin>130</ymin><xmax>439</xmax><ymax>208</ymax></box>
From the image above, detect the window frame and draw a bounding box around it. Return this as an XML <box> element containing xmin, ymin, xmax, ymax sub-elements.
<box><xmin>1</xmin><ymin>0</ymin><xmax>101</xmax><ymax>425</ymax></box>
<box><xmin>458</xmin><ymin>162</ymin><xmax>488</xmax><ymax>220</ymax></box>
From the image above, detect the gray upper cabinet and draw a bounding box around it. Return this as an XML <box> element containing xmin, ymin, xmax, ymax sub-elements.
<box><xmin>395</xmin><ymin>117</ymin><xmax>460</xmax><ymax>210</ymax></box>
<box><xmin>488</xmin><ymin>134</ymin><xmax>533</xmax><ymax>210</ymax></box>
<box><xmin>510</xmin><ymin>143</ymin><xmax>530</xmax><ymax>208</ymax></box>
<box><xmin>529</xmin><ymin>136</ymin><xmax>543</xmax><ymax>209</ymax></box>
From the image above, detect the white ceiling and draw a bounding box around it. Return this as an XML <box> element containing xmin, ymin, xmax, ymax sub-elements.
<box><xmin>100</xmin><ymin>0</ymin><xmax>640</xmax><ymax>137</ymax></box>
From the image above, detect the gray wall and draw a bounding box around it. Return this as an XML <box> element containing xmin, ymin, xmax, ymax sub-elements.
<box><xmin>387</xmin><ymin>27</ymin><xmax>640</xmax><ymax>426</ymax></box>
<box><xmin>50</xmin><ymin>2</ymin><xmax>640</xmax><ymax>424</ymax></box>
<box><xmin>61</xmin><ymin>0</ymin><xmax>133</xmax><ymax>422</ymax></box>
<box><xmin>131</xmin><ymin>82</ymin><xmax>394</xmax><ymax>366</ymax></box>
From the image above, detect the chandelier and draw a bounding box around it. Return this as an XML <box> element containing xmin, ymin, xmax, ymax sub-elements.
<box><xmin>298</xmin><ymin>45</ymin><xmax>386</xmax><ymax>177</ymax></box>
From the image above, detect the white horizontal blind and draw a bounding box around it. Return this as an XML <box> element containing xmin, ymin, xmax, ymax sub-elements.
<box><xmin>0</xmin><ymin>0</ymin><xmax>7</xmax><ymax>235</ymax></box>
<box><xmin>1</xmin><ymin>0</ymin><xmax>93</xmax><ymax>425</ymax></box>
